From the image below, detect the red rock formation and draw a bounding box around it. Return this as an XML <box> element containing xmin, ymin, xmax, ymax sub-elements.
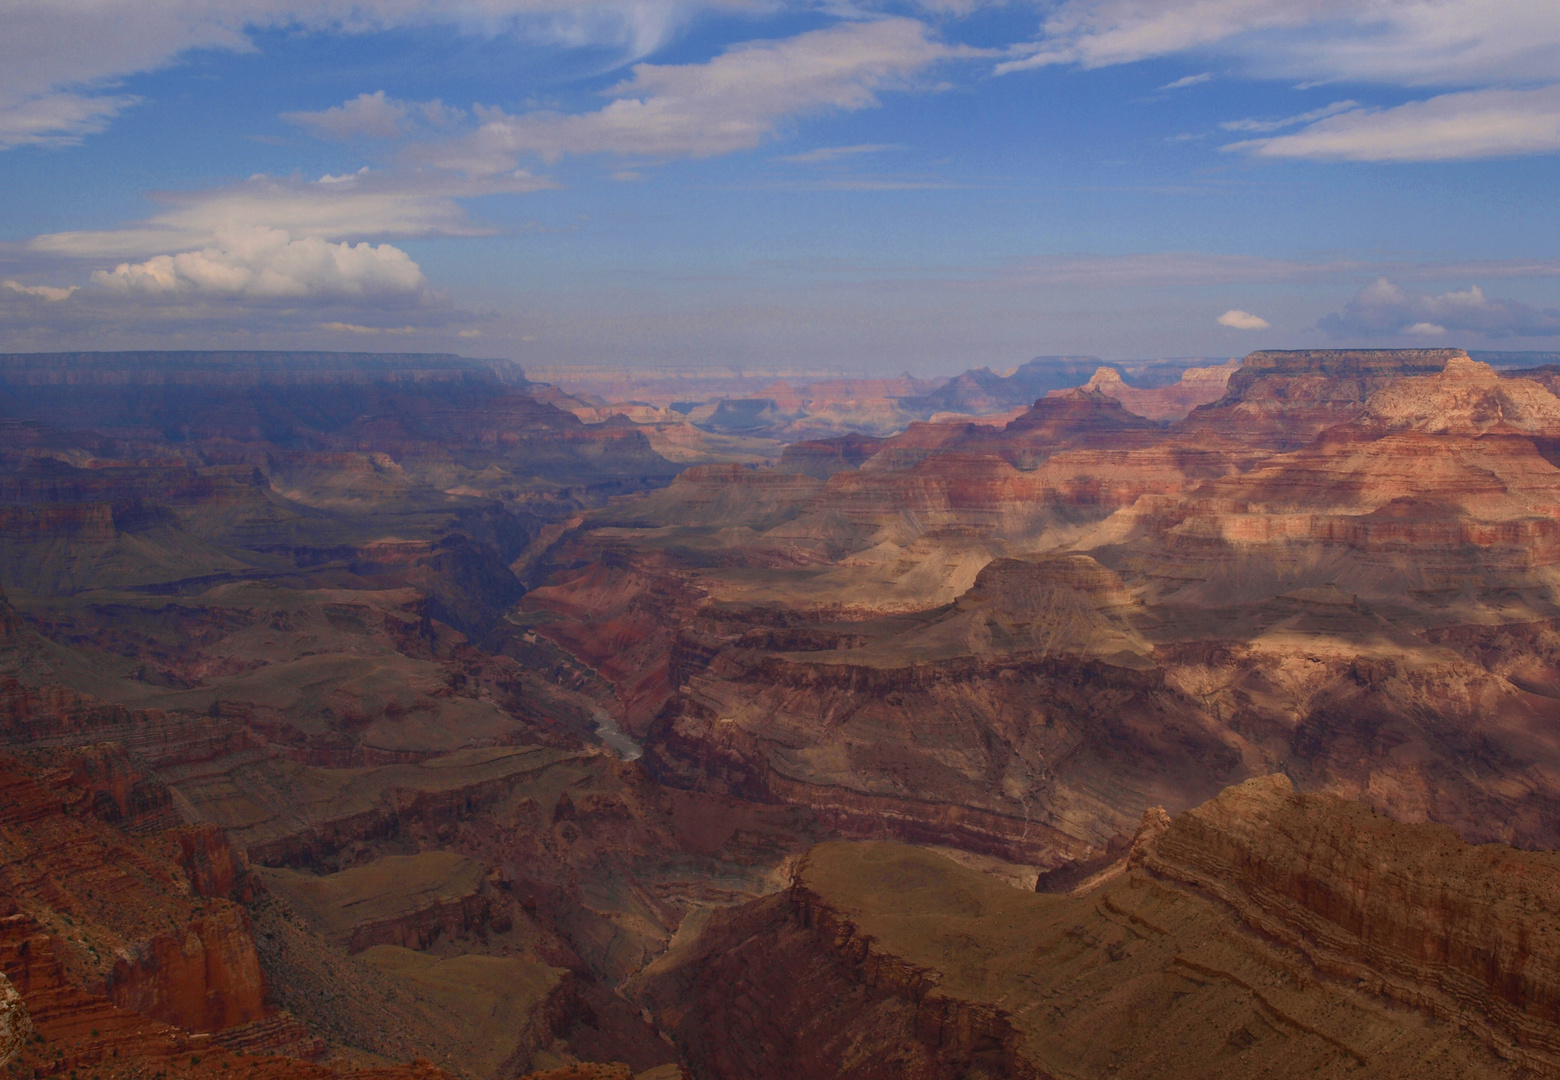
<box><xmin>1181</xmin><ymin>347</ymin><xmax>1466</xmax><ymax>448</ymax></box>
<box><xmin>640</xmin><ymin>780</ymin><xmax>1560</xmax><ymax>1079</ymax></box>
<box><xmin>1144</xmin><ymin>774</ymin><xmax>1560</xmax><ymax>1072</ymax></box>
<box><xmin>1048</xmin><ymin>361</ymin><xmax>1237</xmax><ymax>421</ymax></box>
<box><xmin>0</xmin><ymin>751</ymin><xmax>267</xmax><ymax>1035</ymax></box>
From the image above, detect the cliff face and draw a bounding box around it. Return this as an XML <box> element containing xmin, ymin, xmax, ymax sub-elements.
<box><xmin>1145</xmin><ymin>774</ymin><xmax>1560</xmax><ymax>1069</ymax></box>
<box><xmin>1181</xmin><ymin>348</ymin><xmax>1468</xmax><ymax>448</ymax></box>
<box><xmin>0</xmin><ymin>972</ymin><xmax>28</xmax><ymax>1067</ymax></box>
<box><xmin>637</xmin><ymin>778</ymin><xmax>1560</xmax><ymax>1079</ymax></box>
<box><xmin>0</xmin><ymin>750</ymin><xmax>268</xmax><ymax>1034</ymax></box>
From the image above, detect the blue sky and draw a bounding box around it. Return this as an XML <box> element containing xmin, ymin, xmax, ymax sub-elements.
<box><xmin>1</xmin><ymin>1</ymin><xmax>1558</xmax><ymax>373</ymax></box>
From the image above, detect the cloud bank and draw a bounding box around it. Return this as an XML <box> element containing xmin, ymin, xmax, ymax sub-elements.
<box><xmin>1321</xmin><ymin>278</ymin><xmax>1560</xmax><ymax>338</ymax></box>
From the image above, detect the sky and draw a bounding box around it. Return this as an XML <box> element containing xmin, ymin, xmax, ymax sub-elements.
<box><xmin>1</xmin><ymin>0</ymin><xmax>1558</xmax><ymax>374</ymax></box>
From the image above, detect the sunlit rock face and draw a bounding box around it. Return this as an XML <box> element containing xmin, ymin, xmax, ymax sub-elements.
<box><xmin>530</xmin><ymin>349</ymin><xmax>1560</xmax><ymax>871</ymax></box>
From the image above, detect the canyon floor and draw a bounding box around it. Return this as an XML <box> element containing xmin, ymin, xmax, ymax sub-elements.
<box><xmin>6</xmin><ymin>348</ymin><xmax>1560</xmax><ymax>1078</ymax></box>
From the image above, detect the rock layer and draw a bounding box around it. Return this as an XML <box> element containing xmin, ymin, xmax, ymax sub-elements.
<box><xmin>639</xmin><ymin>776</ymin><xmax>1560</xmax><ymax>1079</ymax></box>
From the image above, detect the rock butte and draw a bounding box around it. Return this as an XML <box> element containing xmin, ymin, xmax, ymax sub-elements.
<box><xmin>8</xmin><ymin>348</ymin><xmax>1560</xmax><ymax>1076</ymax></box>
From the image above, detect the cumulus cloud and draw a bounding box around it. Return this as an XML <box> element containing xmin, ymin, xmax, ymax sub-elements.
<box><xmin>1321</xmin><ymin>278</ymin><xmax>1560</xmax><ymax>338</ymax></box>
<box><xmin>284</xmin><ymin>91</ymin><xmax>466</xmax><ymax>139</ymax></box>
<box><xmin>89</xmin><ymin>228</ymin><xmax>427</xmax><ymax>301</ymax></box>
<box><xmin>428</xmin><ymin>18</ymin><xmax>971</xmax><ymax>167</ymax></box>
<box><xmin>1218</xmin><ymin>308</ymin><xmax>1269</xmax><ymax>329</ymax></box>
<box><xmin>1226</xmin><ymin>86</ymin><xmax>1560</xmax><ymax>162</ymax></box>
<box><xmin>995</xmin><ymin>0</ymin><xmax>1560</xmax><ymax>86</ymax></box>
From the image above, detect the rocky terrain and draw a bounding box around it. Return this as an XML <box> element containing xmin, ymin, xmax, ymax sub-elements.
<box><xmin>537</xmin><ymin>356</ymin><xmax>1234</xmax><ymax>453</ymax></box>
<box><xmin>9</xmin><ymin>346</ymin><xmax>1560</xmax><ymax>1077</ymax></box>
<box><xmin>0</xmin><ymin>352</ymin><xmax>771</xmax><ymax>1077</ymax></box>
<box><xmin>526</xmin><ymin>348</ymin><xmax>1560</xmax><ymax>869</ymax></box>
<box><xmin>634</xmin><ymin>774</ymin><xmax>1560</xmax><ymax>1079</ymax></box>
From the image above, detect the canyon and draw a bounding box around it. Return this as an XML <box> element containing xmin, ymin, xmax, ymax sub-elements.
<box><xmin>7</xmin><ymin>347</ymin><xmax>1560</xmax><ymax>1077</ymax></box>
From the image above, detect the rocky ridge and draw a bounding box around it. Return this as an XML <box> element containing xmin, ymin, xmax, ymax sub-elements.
<box><xmin>636</xmin><ymin>775</ymin><xmax>1560</xmax><ymax>1079</ymax></box>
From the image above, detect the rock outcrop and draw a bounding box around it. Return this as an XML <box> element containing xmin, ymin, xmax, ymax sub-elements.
<box><xmin>0</xmin><ymin>971</ymin><xmax>29</xmax><ymax>1067</ymax></box>
<box><xmin>1182</xmin><ymin>347</ymin><xmax>1467</xmax><ymax>448</ymax></box>
<box><xmin>1048</xmin><ymin>360</ymin><xmax>1238</xmax><ymax>421</ymax></box>
<box><xmin>638</xmin><ymin>777</ymin><xmax>1560</xmax><ymax>1079</ymax></box>
<box><xmin>1144</xmin><ymin>774</ymin><xmax>1560</xmax><ymax>1072</ymax></box>
<box><xmin>258</xmin><ymin>852</ymin><xmax>501</xmax><ymax>954</ymax></box>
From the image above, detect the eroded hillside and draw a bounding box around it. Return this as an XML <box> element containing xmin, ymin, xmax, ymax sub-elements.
<box><xmin>8</xmin><ymin>348</ymin><xmax>1560</xmax><ymax>1079</ymax></box>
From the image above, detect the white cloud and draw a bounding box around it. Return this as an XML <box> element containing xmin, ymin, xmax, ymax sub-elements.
<box><xmin>1321</xmin><ymin>278</ymin><xmax>1560</xmax><ymax>338</ymax></box>
<box><xmin>284</xmin><ymin>91</ymin><xmax>468</xmax><ymax>139</ymax></box>
<box><xmin>1219</xmin><ymin>100</ymin><xmax>1358</xmax><ymax>134</ymax></box>
<box><xmin>1217</xmin><ymin>308</ymin><xmax>1269</xmax><ymax>329</ymax></box>
<box><xmin>321</xmin><ymin>321</ymin><xmax>419</xmax><ymax>334</ymax></box>
<box><xmin>0</xmin><ymin>92</ymin><xmax>139</xmax><ymax>150</ymax></box>
<box><xmin>1158</xmin><ymin>72</ymin><xmax>1211</xmax><ymax>91</ymax></box>
<box><xmin>90</xmin><ymin>228</ymin><xmax>427</xmax><ymax>301</ymax></box>
<box><xmin>0</xmin><ymin>1</ymin><xmax>756</xmax><ymax>152</ymax></box>
<box><xmin>777</xmin><ymin>142</ymin><xmax>898</xmax><ymax>163</ymax></box>
<box><xmin>1226</xmin><ymin>85</ymin><xmax>1560</xmax><ymax>162</ymax></box>
<box><xmin>995</xmin><ymin>0</ymin><xmax>1560</xmax><ymax>87</ymax></box>
<box><xmin>428</xmin><ymin>18</ymin><xmax>971</xmax><ymax>167</ymax></box>
<box><xmin>284</xmin><ymin>91</ymin><xmax>409</xmax><ymax>139</ymax></box>
<box><xmin>28</xmin><ymin>169</ymin><xmax>555</xmax><ymax>260</ymax></box>
<box><xmin>3</xmin><ymin>279</ymin><xmax>78</xmax><ymax>301</ymax></box>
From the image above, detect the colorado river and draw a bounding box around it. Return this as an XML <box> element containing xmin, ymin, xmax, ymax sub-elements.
<box><xmin>591</xmin><ymin>709</ymin><xmax>643</xmax><ymax>760</ymax></box>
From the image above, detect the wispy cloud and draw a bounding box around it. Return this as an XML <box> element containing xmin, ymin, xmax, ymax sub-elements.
<box><xmin>1158</xmin><ymin>72</ymin><xmax>1211</xmax><ymax>91</ymax></box>
<box><xmin>1226</xmin><ymin>86</ymin><xmax>1560</xmax><ymax>162</ymax></box>
<box><xmin>0</xmin><ymin>1</ymin><xmax>756</xmax><ymax>152</ymax></box>
<box><xmin>424</xmin><ymin>19</ymin><xmax>976</xmax><ymax>167</ymax></box>
<box><xmin>995</xmin><ymin>0</ymin><xmax>1560</xmax><ymax>86</ymax></box>
<box><xmin>0</xmin><ymin>92</ymin><xmax>139</xmax><ymax>150</ymax></box>
<box><xmin>321</xmin><ymin>321</ymin><xmax>419</xmax><ymax>334</ymax></box>
<box><xmin>777</xmin><ymin>143</ymin><xmax>898</xmax><ymax>164</ymax></box>
<box><xmin>1219</xmin><ymin>100</ymin><xmax>1357</xmax><ymax>134</ymax></box>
